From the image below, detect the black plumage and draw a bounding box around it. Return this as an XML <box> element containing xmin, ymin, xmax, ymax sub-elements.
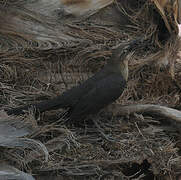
<box><xmin>5</xmin><ymin>38</ymin><xmax>143</xmax><ymax>121</ymax></box>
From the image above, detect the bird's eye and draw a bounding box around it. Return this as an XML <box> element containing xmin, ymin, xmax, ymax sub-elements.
<box><xmin>122</xmin><ymin>49</ymin><xmax>127</xmax><ymax>54</ymax></box>
<box><xmin>118</xmin><ymin>49</ymin><xmax>127</xmax><ymax>58</ymax></box>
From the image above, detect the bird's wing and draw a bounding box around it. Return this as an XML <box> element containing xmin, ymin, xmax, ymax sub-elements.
<box><xmin>5</xmin><ymin>66</ymin><xmax>112</xmax><ymax>116</ymax></box>
<box><xmin>70</xmin><ymin>73</ymin><xmax>126</xmax><ymax>120</ymax></box>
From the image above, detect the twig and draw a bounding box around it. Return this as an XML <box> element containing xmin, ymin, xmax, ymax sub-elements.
<box><xmin>92</xmin><ymin>118</ymin><xmax>117</xmax><ymax>142</ymax></box>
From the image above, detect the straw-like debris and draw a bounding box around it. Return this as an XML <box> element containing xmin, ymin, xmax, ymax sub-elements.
<box><xmin>0</xmin><ymin>0</ymin><xmax>181</xmax><ymax>179</ymax></box>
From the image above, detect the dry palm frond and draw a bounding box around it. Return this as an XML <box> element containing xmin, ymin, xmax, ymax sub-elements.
<box><xmin>0</xmin><ymin>0</ymin><xmax>181</xmax><ymax>179</ymax></box>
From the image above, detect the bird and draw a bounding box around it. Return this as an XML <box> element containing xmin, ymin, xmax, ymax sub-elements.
<box><xmin>5</xmin><ymin>38</ymin><xmax>144</xmax><ymax>122</ymax></box>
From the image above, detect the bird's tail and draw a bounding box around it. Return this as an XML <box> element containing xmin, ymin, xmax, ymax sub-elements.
<box><xmin>5</xmin><ymin>96</ymin><xmax>68</xmax><ymax>116</ymax></box>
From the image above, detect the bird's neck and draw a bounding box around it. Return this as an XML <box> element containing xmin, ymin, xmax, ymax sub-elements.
<box><xmin>119</xmin><ymin>62</ymin><xmax>128</xmax><ymax>81</ymax></box>
<box><xmin>107</xmin><ymin>61</ymin><xmax>128</xmax><ymax>81</ymax></box>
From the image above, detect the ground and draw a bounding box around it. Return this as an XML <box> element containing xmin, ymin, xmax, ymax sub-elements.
<box><xmin>0</xmin><ymin>0</ymin><xmax>181</xmax><ymax>179</ymax></box>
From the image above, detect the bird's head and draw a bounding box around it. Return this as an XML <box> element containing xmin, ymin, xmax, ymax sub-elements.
<box><xmin>110</xmin><ymin>37</ymin><xmax>146</xmax><ymax>80</ymax></box>
<box><xmin>111</xmin><ymin>37</ymin><xmax>145</xmax><ymax>63</ymax></box>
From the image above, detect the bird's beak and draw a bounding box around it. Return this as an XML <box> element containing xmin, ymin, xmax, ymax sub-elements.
<box><xmin>113</xmin><ymin>36</ymin><xmax>148</xmax><ymax>51</ymax></box>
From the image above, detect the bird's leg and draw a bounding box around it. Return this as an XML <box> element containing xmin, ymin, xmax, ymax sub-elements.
<box><xmin>92</xmin><ymin>116</ymin><xmax>117</xmax><ymax>142</ymax></box>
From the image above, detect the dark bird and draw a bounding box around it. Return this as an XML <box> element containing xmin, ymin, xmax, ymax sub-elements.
<box><xmin>5</xmin><ymin>38</ymin><xmax>144</xmax><ymax>121</ymax></box>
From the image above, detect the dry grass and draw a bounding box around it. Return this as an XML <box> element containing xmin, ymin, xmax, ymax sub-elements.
<box><xmin>0</xmin><ymin>0</ymin><xmax>181</xmax><ymax>179</ymax></box>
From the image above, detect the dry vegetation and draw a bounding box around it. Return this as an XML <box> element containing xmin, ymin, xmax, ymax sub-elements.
<box><xmin>0</xmin><ymin>0</ymin><xmax>181</xmax><ymax>179</ymax></box>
